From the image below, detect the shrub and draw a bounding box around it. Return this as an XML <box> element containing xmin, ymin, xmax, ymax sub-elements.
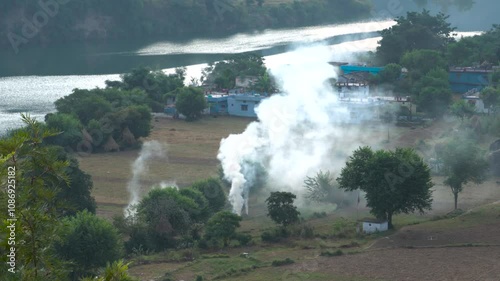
<box><xmin>320</xmin><ymin>250</ymin><xmax>344</xmax><ymax>257</ymax></box>
<box><xmin>299</xmin><ymin>224</ymin><xmax>315</xmax><ymax>239</ymax></box>
<box><xmin>271</xmin><ymin>258</ymin><xmax>295</xmax><ymax>266</ymax></box>
<box><xmin>235</xmin><ymin>233</ymin><xmax>253</xmax><ymax>246</ymax></box>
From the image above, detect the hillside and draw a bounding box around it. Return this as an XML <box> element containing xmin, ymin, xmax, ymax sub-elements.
<box><xmin>1</xmin><ymin>0</ymin><xmax>371</xmax><ymax>51</ymax></box>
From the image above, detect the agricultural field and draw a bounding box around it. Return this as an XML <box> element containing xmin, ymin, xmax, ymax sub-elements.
<box><xmin>78</xmin><ymin>115</ymin><xmax>500</xmax><ymax>281</ymax></box>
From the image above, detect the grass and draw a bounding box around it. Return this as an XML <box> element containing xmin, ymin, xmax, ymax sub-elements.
<box><xmin>79</xmin><ymin>115</ymin><xmax>251</xmax><ymax>218</ymax></box>
<box><xmin>76</xmin><ymin>115</ymin><xmax>500</xmax><ymax>280</ymax></box>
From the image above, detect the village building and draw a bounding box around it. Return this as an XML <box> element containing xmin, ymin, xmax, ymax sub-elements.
<box><xmin>361</xmin><ymin>218</ymin><xmax>389</xmax><ymax>233</ymax></box>
<box><xmin>449</xmin><ymin>65</ymin><xmax>499</xmax><ymax>94</ymax></box>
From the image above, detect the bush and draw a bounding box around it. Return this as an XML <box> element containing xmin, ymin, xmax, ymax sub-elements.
<box><xmin>320</xmin><ymin>249</ymin><xmax>344</xmax><ymax>257</ymax></box>
<box><xmin>195</xmin><ymin>276</ymin><xmax>204</xmax><ymax>281</ymax></box>
<box><xmin>271</xmin><ymin>258</ymin><xmax>295</xmax><ymax>266</ymax></box>
<box><xmin>235</xmin><ymin>233</ymin><xmax>253</xmax><ymax>246</ymax></box>
<box><xmin>54</xmin><ymin>211</ymin><xmax>123</xmax><ymax>278</ymax></box>
<box><xmin>261</xmin><ymin>228</ymin><xmax>288</xmax><ymax>243</ymax></box>
<box><xmin>298</xmin><ymin>224</ymin><xmax>315</xmax><ymax>239</ymax></box>
<box><xmin>311</xmin><ymin>212</ymin><xmax>327</xmax><ymax>219</ymax></box>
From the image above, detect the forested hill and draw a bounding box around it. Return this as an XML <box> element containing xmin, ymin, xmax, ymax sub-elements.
<box><xmin>0</xmin><ymin>0</ymin><xmax>372</xmax><ymax>50</ymax></box>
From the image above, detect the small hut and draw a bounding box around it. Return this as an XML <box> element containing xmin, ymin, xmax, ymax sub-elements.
<box><xmin>122</xmin><ymin>127</ymin><xmax>137</xmax><ymax>146</ymax></box>
<box><xmin>81</xmin><ymin>129</ymin><xmax>94</xmax><ymax>144</ymax></box>
<box><xmin>103</xmin><ymin>136</ymin><xmax>120</xmax><ymax>152</ymax></box>
<box><xmin>361</xmin><ymin>218</ymin><xmax>388</xmax><ymax>233</ymax></box>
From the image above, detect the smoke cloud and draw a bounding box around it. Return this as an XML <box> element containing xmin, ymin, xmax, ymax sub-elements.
<box><xmin>218</xmin><ymin>45</ymin><xmax>371</xmax><ymax>215</ymax></box>
<box><xmin>125</xmin><ymin>141</ymin><xmax>166</xmax><ymax>216</ymax></box>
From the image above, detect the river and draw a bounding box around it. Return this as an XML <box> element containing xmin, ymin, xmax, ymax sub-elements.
<box><xmin>0</xmin><ymin>19</ymin><xmax>482</xmax><ymax>135</ymax></box>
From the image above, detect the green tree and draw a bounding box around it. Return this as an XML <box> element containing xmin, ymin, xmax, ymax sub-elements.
<box><xmin>375</xmin><ymin>63</ymin><xmax>402</xmax><ymax>84</ymax></box>
<box><xmin>450</xmin><ymin>100</ymin><xmax>476</xmax><ymax>122</ymax></box>
<box><xmin>55</xmin><ymin>90</ymin><xmax>113</xmax><ymax>125</ymax></box>
<box><xmin>414</xmin><ymin>68</ymin><xmax>453</xmax><ymax>117</ymax></box>
<box><xmin>55</xmin><ymin>211</ymin><xmax>123</xmax><ymax>280</ymax></box>
<box><xmin>45</xmin><ymin>113</ymin><xmax>83</xmax><ymax>149</ymax></box>
<box><xmin>377</xmin><ymin>10</ymin><xmax>455</xmax><ymax>63</ymax></box>
<box><xmin>80</xmin><ymin>260</ymin><xmax>137</xmax><ymax>281</ymax></box>
<box><xmin>174</xmin><ymin>87</ymin><xmax>207</xmax><ymax>121</ymax></box>
<box><xmin>204</xmin><ymin>211</ymin><xmax>242</xmax><ymax>247</ymax></box>
<box><xmin>134</xmin><ymin>187</ymin><xmax>200</xmax><ymax>251</ymax></box>
<box><xmin>337</xmin><ymin>147</ymin><xmax>433</xmax><ymax>229</ymax></box>
<box><xmin>265</xmin><ymin>192</ymin><xmax>300</xmax><ymax>228</ymax></box>
<box><xmin>440</xmin><ymin>139</ymin><xmax>489</xmax><ymax>210</ymax></box>
<box><xmin>304</xmin><ymin>170</ymin><xmax>335</xmax><ymax>203</ymax></box>
<box><xmin>401</xmin><ymin>50</ymin><xmax>447</xmax><ymax>82</ymax></box>
<box><xmin>0</xmin><ymin>114</ymin><xmax>70</xmax><ymax>281</ymax></box>
<box><xmin>480</xmin><ymin>87</ymin><xmax>500</xmax><ymax>115</ymax></box>
<box><xmin>191</xmin><ymin>178</ymin><xmax>227</xmax><ymax>215</ymax></box>
<box><xmin>179</xmin><ymin>188</ymin><xmax>209</xmax><ymax>222</ymax></box>
<box><xmin>51</xmin><ymin>146</ymin><xmax>97</xmax><ymax>216</ymax></box>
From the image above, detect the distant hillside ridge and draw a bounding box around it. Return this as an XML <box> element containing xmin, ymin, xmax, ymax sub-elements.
<box><xmin>1</xmin><ymin>0</ymin><xmax>372</xmax><ymax>51</ymax></box>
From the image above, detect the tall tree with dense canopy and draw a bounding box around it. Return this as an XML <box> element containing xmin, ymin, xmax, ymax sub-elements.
<box><xmin>377</xmin><ymin>10</ymin><xmax>455</xmax><ymax>64</ymax></box>
<box><xmin>174</xmin><ymin>87</ymin><xmax>207</xmax><ymax>121</ymax></box>
<box><xmin>337</xmin><ymin>147</ymin><xmax>433</xmax><ymax>229</ymax></box>
<box><xmin>439</xmin><ymin>139</ymin><xmax>489</xmax><ymax>210</ymax></box>
<box><xmin>54</xmin><ymin>211</ymin><xmax>123</xmax><ymax>280</ymax></box>
<box><xmin>204</xmin><ymin>211</ymin><xmax>242</xmax><ymax>247</ymax></box>
<box><xmin>265</xmin><ymin>192</ymin><xmax>300</xmax><ymax>228</ymax></box>
<box><xmin>0</xmin><ymin>115</ymin><xmax>70</xmax><ymax>281</ymax></box>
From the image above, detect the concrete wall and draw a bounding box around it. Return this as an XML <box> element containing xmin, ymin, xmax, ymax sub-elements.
<box><xmin>362</xmin><ymin>221</ymin><xmax>388</xmax><ymax>233</ymax></box>
<box><xmin>227</xmin><ymin>95</ymin><xmax>262</xmax><ymax>117</ymax></box>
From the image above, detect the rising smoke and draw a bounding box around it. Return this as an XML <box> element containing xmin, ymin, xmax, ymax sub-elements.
<box><xmin>218</xmin><ymin>45</ymin><xmax>370</xmax><ymax>215</ymax></box>
<box><xmin>125</xmin><ymin>141</ymin><xmax>166</xmax><ymax>216</ymax></box>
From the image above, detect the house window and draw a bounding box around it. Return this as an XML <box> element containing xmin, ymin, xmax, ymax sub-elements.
<box><xmin>241</xmin><ymin>105</ymin><xmax>248</xmax><ymax>111</ymax></box>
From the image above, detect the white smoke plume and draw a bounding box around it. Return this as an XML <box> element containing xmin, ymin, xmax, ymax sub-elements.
<box><xmin>125</xmin><ymin>141</ymin><xmax>166</xmax><ymax>216</ymax></box>
<box><xmin>218</xmin><ymin>45</ymin><xmax>370</xmax><ymax>215</ymax></box>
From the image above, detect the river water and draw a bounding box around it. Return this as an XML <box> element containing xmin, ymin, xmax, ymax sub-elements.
<box><xmin>0</xmin><ymin>19</ymin><xmax>481</xmax><ymax>135</ymax></box>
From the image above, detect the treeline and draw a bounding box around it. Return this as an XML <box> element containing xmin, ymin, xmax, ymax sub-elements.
<box><xmin>370</xmin><ymin>10</ymin><xmax>500</xmax><ymax>117</ymax></box>
<box><xmin>1</xmin><ymin>0</ymin><xmax>372</xmax><ymax>49</ymax></box>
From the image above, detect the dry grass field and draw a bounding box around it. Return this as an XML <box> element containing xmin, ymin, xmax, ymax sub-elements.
<box><xmin>77</xmin><ymin>115</ymin><xmax>500</xmax><ymax>281</ymax></box>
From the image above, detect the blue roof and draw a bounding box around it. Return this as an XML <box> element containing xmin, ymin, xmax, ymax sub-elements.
<box><xmin>340</xmin><ymin>65</ymin><xmax>384</xmax><ymax>75</ymax></box>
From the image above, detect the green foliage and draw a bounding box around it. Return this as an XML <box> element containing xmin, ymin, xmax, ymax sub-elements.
<box><xmin>191</xmin><ymin>178</ymin><xmax>227</xmax><ymax>215</ymax></box>
<box><xmin>413</xmin><ymin>68</ymin><xmax>453</xmax><ymax>117</ymax></box>
<box><xmin>450</xmin><ymin>100</ymin><xmax>476</xmax><ymax>121</ymax></box>
<box><xmin>271</xmin><ymin>258</ymin><xmax>295</xmax><ymax>266</ymax></box>
<box><xmin>55</xmin><ymin>89</ymin><xmax>113</xmax><ymax>125</ymax></box>
<box><xmin>0</xmin><ymin>1</ymin><xmax>372</xmax><ymax>48</ymax></box>
<box><xmin>304</xmin><ymin>170</ymin><xmax>335</xmax><ymax>203</ymax></box>
<box><xmin>204</xmin><ymin>211</ymin><xmax>242</xmax><ymax>247</ymax></box>
<box><xmin>52</xmin><ymin>86</ymin><xmax>152</xmax><ymax>151</ymax></box>
<box><xmin>377</xmin><ymin>10</ymin><xmax>455</xmax><ymax>63</ymax></box>
<box><xmin>0</xmin><ymin>114</ymin><xmax>70</xmax><ymax>280</ymax></box>
<box><xmin>320</xmin><ymin>250</ymin><xmax>343</xmax><ymax>257</ymax></box>
<box><xmin>337</xmin><ymin>147</ymin><xmax>433</xmax><ymax>229</ymax></box>
<box><xmin>374</xmin><ymin>63</ymin><xmax>402</xmax><ymax>84</ymax></box>
<box><xmin>51</xmin><ymin>146</ymin><xmax>97</xmax><ymax>216</ymax></box>
<box><xmin>55</xmin><ymin>211</ymin><xmax>123</xmax><ymax>279</ymax></box>
<box><xmin>203</xmin><ymin>53</ymin><xmax>267</xmax><ymax>90</ymax></box>
<box><xmin>45</xmin><ymin>113</ymin><xmax>83</xmax><ymax>149</ymax></box>
<box><xmin>179</xmin><ymin>188</ymin><xmax>209</xmax><ymax>222</ymax></box>
<box><xmin>446</xmin><ymin>25</ymin><xmax>500</xmax><ymax>66</ymax></box>
<box><xmin>265</xmin><ymin>192</ymin><xmax>300</xmax><ymax>227</ymax></box>
<box><xmin>401</xmin><ymin>50</ymin><xmax>447</xmax><ymax>81</ymax></box>
<box><xmin>440</xmin><ymin>139</ymin><xmax>489</xmax><ymax>209</ymax></box>
<box><xmin>480</xmin><ymin>87</ymin><xmax>500</xmax><ymax>114</ymax></box>
<box><xmin>174</xmin><ymin>87</ymin><xmax>207</xmax><ymax>121</ymax></box>
<box><xmin>80</xmin><ymin>260</ymin><xmax>137</xmax><ymax>281</ymax></box>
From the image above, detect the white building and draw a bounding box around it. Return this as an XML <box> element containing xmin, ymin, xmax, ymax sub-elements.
<box><xmin>361</xmin><ymin>219</ymin><xmax>389</xmax><ymax>233</ymax></box>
